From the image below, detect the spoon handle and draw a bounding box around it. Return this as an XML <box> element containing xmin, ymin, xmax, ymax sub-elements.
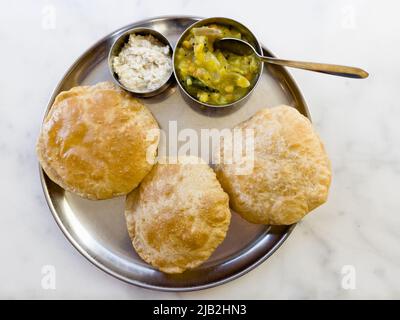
<box><xmin>260</xmin><ymin>56</ymin><xmax>369</xmax><ymax>79</ymax></box>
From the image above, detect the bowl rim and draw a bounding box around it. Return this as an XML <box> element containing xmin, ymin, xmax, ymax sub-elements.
<box><xmin>107</xmin><ymin>27</ymin><xmax>174</xmax><ymax>97</ymax></box>
<box><xmin>172</xmin><ymin>16</ymin><xmax>264</xmax><ymax>108</ymax></box>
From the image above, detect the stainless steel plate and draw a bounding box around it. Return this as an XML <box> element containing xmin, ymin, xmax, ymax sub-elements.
<box><xmin>40</xmin><ymin>15</ymin><xmax>309</xmax><ymax>292</ymax></box>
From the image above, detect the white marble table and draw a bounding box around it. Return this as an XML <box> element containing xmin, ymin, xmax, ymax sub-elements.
<box><xmin>1</xmin><ymin>0</ymin><xmax>399</xmax><ymax>299</ymax></box>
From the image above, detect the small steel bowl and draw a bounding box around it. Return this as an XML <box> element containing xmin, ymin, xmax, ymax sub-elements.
<box><xmin>173</xmin><ymin>17</ymin><xmax>264</xmax><ymax>108</ymax></box>
<box><xmin>108</xmin><ymin>27</ymin><xmax>174</xmax><ymax>98</ymax></box>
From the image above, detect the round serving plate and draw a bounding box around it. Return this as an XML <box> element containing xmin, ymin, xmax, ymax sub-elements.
<box><xmin>40</xmin><ymin>15</ymin><xmax>309</xmax><ymax>291</ymax></box>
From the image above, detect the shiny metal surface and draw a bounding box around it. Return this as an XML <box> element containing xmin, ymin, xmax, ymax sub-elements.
<box><xmin>39</xmin><ymin>15</ymin><xmax>309</xmax><ymax>292</ymax></box>
<box><xmin>108</xmin><ymin>27</ymin><xmax>174</xmax><ymax>97</ymax></box>
<box><xmin>215</xmin><ymin>37</ymin><xmax>369</xmax><ymax>79</ymax></box>
<box><xmin>173</xmin><ymin>17</ymin><xmax>264</xmax><ymax>108</ymax></box>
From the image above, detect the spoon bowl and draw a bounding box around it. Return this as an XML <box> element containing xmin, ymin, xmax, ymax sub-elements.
<box><xmin>173</xmin><ymin>17</ymin><xmax>264</xmax><ymax>108</ymax></box>
<box><xmin>214</xmin><ymin>38</ymin><xmax>369</xmax><ymax>79</ymax></box>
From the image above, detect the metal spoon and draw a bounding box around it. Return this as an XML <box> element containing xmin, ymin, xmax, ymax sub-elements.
<box><xmin>214</xmin><ymin>38</ymin><xmax>369</xmax><ymax>79</ymax></box>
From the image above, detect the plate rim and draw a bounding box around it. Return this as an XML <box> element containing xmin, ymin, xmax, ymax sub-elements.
<box><xmin>39</xmin><ymin>14</ymin><xmax>306</xmax><ymax>292</ymax></box>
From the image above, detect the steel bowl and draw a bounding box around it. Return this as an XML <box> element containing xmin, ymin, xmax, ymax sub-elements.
<box><xmin>108</xmin><ymin>27</ymin><xmax>174</xmax><ymax>97</ymax></box>
<box><xmin>173</xmin><ymin>17</ymin><xmax>264</xmax><ymax>108</ymax></box>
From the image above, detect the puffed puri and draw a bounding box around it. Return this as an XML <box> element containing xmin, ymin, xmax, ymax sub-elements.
<box><xmin>36</xmin><ymin>81</ymin><xmax>160</xmax><ymax>200</ymax></box>
<box><xmin>125</xmin><ymin>156</ymin><xmax>231</xmax><ymax>274</ymax></box>
<box><xmin>214</xmin><ymin>105</ymin><xmax>332</xmax><ymax>225</ymax></box>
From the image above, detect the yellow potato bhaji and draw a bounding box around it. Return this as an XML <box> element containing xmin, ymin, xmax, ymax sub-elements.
<box><xmin>175</xmin><ymin>24</ymin><xmax>260</xmax><ymax>105</ymax></box>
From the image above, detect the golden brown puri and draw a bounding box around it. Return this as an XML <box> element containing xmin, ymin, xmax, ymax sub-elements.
<box><xmin>125</xmin><ymin>156</ymin><xmax>231</xmax><ymax>274</ymax></box>
<box><xmin>215</xmin><ymin>105</ymin><xmax>331</xmax><ymax>225</ymax></box>
<box><xmin>36</xmin><ymin>82</ymin><xmax>160</xmax><ymax>200</ymax></box>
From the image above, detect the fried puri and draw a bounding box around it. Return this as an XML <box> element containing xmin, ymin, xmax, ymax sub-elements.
<box><xmin>36</xmin><ymin>82</ymin><xmax>159</xmax><ymax>200</ymax></box>
<box><xmin>215</xmin><ymin>105</ymin><xmax>331</xmax><ymax>225</ymax></box>
<box><xmin>125</xmin><ymin>156</ymin><xmax>231</xmax><ymax>274</ymax></box>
